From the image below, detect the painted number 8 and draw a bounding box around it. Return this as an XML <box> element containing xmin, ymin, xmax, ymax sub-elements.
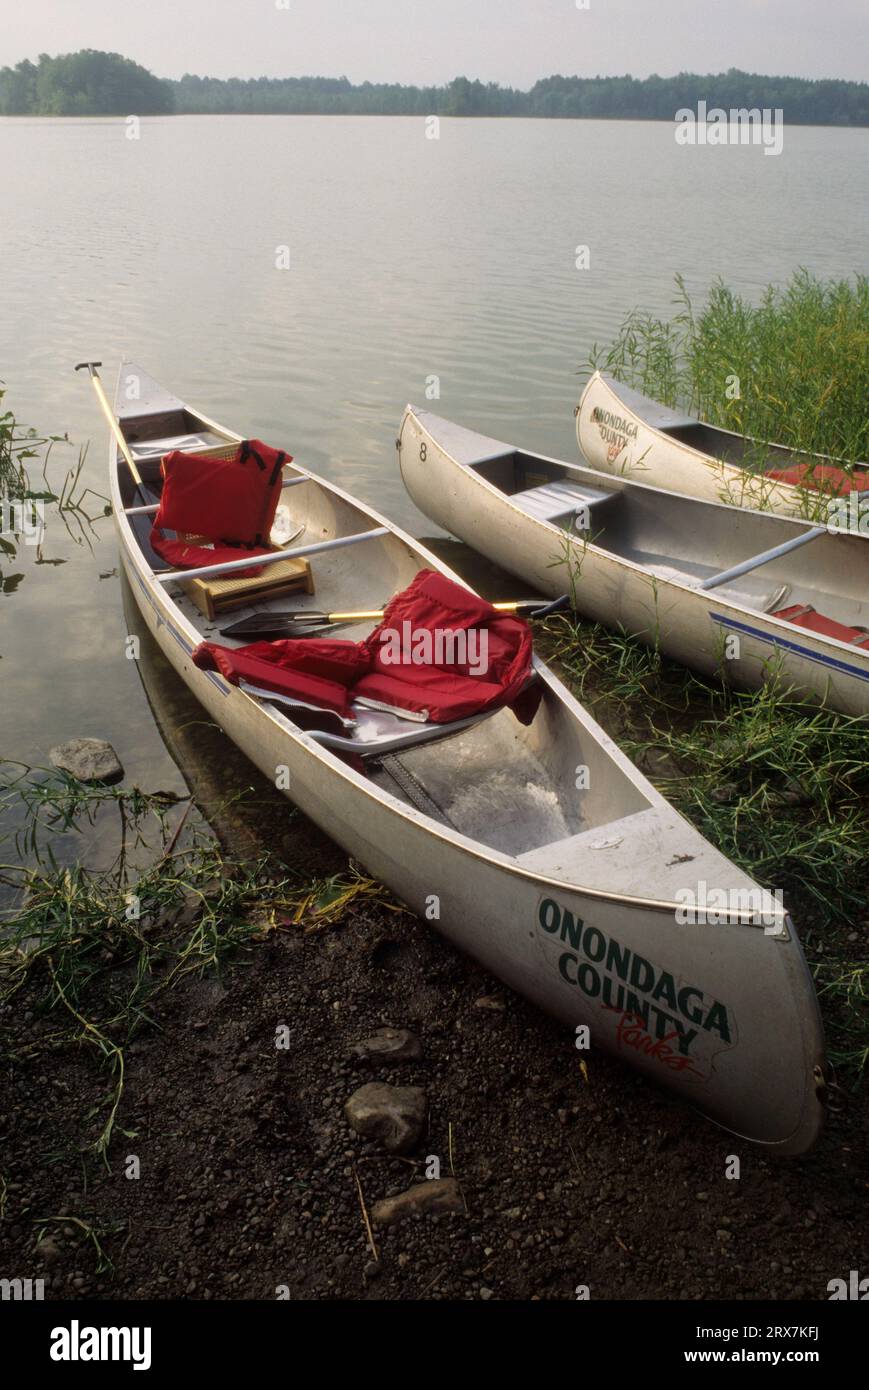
<box><xmin>419</xmin><ymin>442</ymin><xmax>427</xmax><ymax>462</ymax></box>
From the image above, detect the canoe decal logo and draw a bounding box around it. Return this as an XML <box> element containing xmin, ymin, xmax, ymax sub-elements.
<box><xmin>590</xmin><ymin>406</ymin><xmax>638</xmax><ymax>461</ymax></box>
<box><xmin>535</xmin><ymin>897</ymin><xmax>736</xmax><ymax>1081</ymax></box>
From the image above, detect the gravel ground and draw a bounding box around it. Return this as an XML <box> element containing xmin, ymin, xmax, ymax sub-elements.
<box><xmin>2</xmin><ymin>885</ymin><xmax>866</xmax><ymax>1302</ymax></box>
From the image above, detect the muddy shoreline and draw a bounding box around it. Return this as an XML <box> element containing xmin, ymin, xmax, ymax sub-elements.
<box><xmin>2</xmin><ymin>843</ymin><xmax>866</xmax><ymax>1302</ymax></box>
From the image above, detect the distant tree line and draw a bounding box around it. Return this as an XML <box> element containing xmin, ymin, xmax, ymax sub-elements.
<box><xmin>2</xmin><ymin>51</ymin><xmax>867</xmax><ymax>125</ymax></box>
<box><xmin>0</xmin><ymin>51</ymin><xmax>173</xmax><ymax>115</ymax></box>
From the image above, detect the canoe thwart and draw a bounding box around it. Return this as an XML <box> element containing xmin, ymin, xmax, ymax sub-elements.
<box><xmin>699</xmin><ymin>526</ymin><xmax>827</xmax><ymax>591</ymax></box>
<box><xmin>155</xmin><ymin>526</ymin><xmax>391</xmax><ymax>584</ymax></box>
<box><xmin>123</xmin><ymin>473</ymin><xmax>310</xmax><ymax>517</ymax></box>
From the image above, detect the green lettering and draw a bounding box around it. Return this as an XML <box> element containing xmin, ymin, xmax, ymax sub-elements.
<box><xmin>606</xmin><ymin>935</ymin><xmax>630</xmax><ymax>981</ymax></box>
<box><xmin>560</xmin><ymin>908</ymin><xmax>582</xmax><ymax>951</ymax></box>
<box><xmin>704</xmin><ymin>1001</ymin><xmax>731</xmax><ymax>1043</ymax></box>
<box><xmin>558</xmin><ymin>952</ymin><xmax>578</xmax><ymax>984</ymax></box>
<box><xmin>651</xmin><ymin>970</ymin><xmax>677</xmax><ymax>1011</ymax></box>
<box><xmin>539</xmin><ymin>899</ymin><xmax>561</xmax><ymax>935</ymax></box>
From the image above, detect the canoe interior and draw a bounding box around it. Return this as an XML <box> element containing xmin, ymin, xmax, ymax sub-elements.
<box><xmin>468</xmin><ymin>448</ymin><xmax>868</xmax><ymax>630</ymax></box>
<box><xmin>117</xmin><ymin>414</ymin><xmax>652</xmax><ymax>861</ymax></box>
<box><xmin>661</xmin><ymin>421</ymin><xmax>798</xmax><ymax>468</ymax></box>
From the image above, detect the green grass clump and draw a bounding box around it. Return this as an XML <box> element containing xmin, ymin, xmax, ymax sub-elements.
<box><xmin>0</xmin><ymin>763</ymin><xmax>394</xmax><ymax>1160</ymax></box>
<box><xmin>584</xmin><ymin>269</ymin><xmax>869</xmax><ymax>468</ymax></box>
<box><xmin>0</xmin><ymin>387</ymin><xmax>105</xmax><ymax>572</ymax></box>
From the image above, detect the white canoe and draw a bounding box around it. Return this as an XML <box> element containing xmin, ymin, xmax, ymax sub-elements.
<box><xmin>577</xmin><ymin>371</ymin><xmax>869</xmax><ymax>518</ymax></box>
<box><xmin>400</xmin><ymin>405</ymin><xmax>869</xmax><ymax>717</ymax></box>
<box><xmin>108</xmin><ymin>363</ymin><xmax>826</xmax><ymax>1153</ymax></box>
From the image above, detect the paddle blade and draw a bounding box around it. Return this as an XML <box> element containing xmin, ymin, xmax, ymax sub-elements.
<box><xmin>219</xmin><ymin>610</ymin><xmax>330</xmax><ymax>638</ymax></box>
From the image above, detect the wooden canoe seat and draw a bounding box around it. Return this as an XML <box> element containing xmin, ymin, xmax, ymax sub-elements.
<box><xmin>512</xmin><ymin>479</ymin><xmax>617</xmax><ymax>529</ymax></box>
<box><xmin>177</xmin><ymin>529</ymin><xmax>313</xmax><ymax>620</ymax></box>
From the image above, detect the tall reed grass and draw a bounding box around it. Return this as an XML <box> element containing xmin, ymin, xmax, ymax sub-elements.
<box><xmin>584</xmin><ymin>270</ymin><xmax>868</xmax><ymax>466</ymax></box>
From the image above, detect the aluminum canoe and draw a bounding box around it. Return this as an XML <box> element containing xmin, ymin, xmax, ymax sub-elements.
<box><xmin>107</xmin><ymin>363</ymin><xmax>827</xmax><ymax>1153</ymax></box>
<box><xmin>576</xmin><ymin>371</ymin><xmax>869</xmax><ymax>519</ymax></box>
<box><xmin>399</xmin><ymin>405</ymin><xmax>869</xmax><ymax>717</ymax></box>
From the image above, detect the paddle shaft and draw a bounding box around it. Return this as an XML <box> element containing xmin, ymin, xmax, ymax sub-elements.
<box><xmin>75</xmin><ymin>361</ymin><xmax>144</xmax><ymax>490</ymax></box>
<box><xmin>286</xmin><ymin>598</ymin><xmax>561</xmax><ymax>623</ymax></box>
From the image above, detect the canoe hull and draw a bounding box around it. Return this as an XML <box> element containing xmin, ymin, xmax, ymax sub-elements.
<box><xmin>577</xmin><ymin>372</ymin><xmax>867</xmax><ymax>519</ymax></box>
<box><xmin>400</xmin><ymin>409</ymin><xmax>869</xmax><ymax>717</ymax></box>
<box><xmin>120</xmin><ymin>540</ymin><xmax>825</xmax><ymax>1154</ymax></box>
<box><xmin>109</xmin><ymin>369</ymin><xmax>827</xmax><ymax>1153</ymax></box>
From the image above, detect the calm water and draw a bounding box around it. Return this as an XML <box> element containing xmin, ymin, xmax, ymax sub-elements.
<box><xmin>1</xmin><ymin>115</ymin><xmax>867</xmax><ymax>799</ymax></box>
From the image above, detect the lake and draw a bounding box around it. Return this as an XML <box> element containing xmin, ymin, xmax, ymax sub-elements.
<box><xmin>1</xmin><ymin>115</ymin><xmax>867</xmax><ymax>823</ymax></box>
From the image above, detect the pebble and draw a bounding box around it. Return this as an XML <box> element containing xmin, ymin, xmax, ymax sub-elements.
<box><xmin>49</xmin><ymin>737</ymin><xmax>124</xmax><ymax>785</ymax></box>
<box><xmin>343</xmin><ymin>1082</ymin><xmax>427</xmax><ymax>1153</ymax></box>
<box><xmin>350</xmin><ymin>1027</ymin><xmax>423</xmax><ymax>1064</ymax></box>
<box><xmin>372</xmin><ymin>1178</ymin><xmax>463</xmax><ymax>1227</ymax></box>
<box><xmin>474</xmin><ymin>995</ymin><xmax>506</xmax><ymax>1011</ymax></box>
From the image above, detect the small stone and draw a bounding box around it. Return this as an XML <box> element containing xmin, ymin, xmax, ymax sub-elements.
<box><xmin>35</xmin><ymin>1238</ymin><xmax>62</xmax><ymax>1264</ymax></box>
<box><xmin>774</xmin><ymin>778</ymin><xmax>813</xmax><ymax>806</ymax></box>
<box><xmin>350</xmin><ymin>1028</ymin><xmax>423</xmax><ymax>1064</ymax></box>
<box><xmin>343</xmin><ymin>1082</ymin><xmax>427</xmax><ymax>1153</ymax></box>
<box><xmin>372</xmin><ymin>1178</ymin><xmax>463</xmax><ymax>1227</ymax></box>
<box><xmin>49</xmin><ymin>737</ymin><xmax>123</xmax><ymax>785</ymax></box>
<box><xmin>474</xmin><ymin>994</ymin><xmax>506</xmax><ymax>1011</ymax></box>
<box><xmin>480</xmin><ymin>1286</ymin><xmax>494</xmax><ymax>1300</ymax></box>
<box><xmin>710</xmin><ymin>784</ymin><xmax>739</xmax><ymax>804</ymax></box>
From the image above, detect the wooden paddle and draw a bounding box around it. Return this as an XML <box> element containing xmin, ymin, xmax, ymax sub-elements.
<box><xmin>219</xmin><ymin>593</ymin><xmax>570</xmax><ymax>639</ymax></box>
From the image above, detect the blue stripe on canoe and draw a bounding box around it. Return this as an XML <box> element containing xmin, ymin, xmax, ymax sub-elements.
<box><xmin>709</xmin><ymin>612</ymin><xmax>869</xmax><ymax>683</ymax></box>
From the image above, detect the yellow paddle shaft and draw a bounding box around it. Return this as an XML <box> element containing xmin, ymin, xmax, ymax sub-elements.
<box><xmin>78</xmin><ymin>364</ymin><xmax>143</xmax><ymax>488</ymax></box>
<box><xmin>325</xmin><ymin>601</ymin><xmax>527</xmax><ymax>622</ymax></box>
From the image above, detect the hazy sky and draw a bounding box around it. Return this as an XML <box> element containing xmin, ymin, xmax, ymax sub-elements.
<box><xmin>4</xmin><ymin>0</ymin><xmax>867</xmax><ymax>85</ymax></box>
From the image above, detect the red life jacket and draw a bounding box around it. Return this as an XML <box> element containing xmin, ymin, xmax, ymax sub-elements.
<box><xmin>773</xmin><ymin>604</ymin><xmax>869</xmax><ymax>649</ymax></box>
<box><xmin>151</xmin><ymin>439</ymin><xmax>291</xmax><ymax>572</ymax></box>
<box><xmin>766</xmin><ymin>461</ymin><xmax>867</xmax><ymax>496</ymax></box>
<box><xmin>192</xmin><ymin>569</ymin><xmax>538</xmax><ymax>725</ymax></box>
